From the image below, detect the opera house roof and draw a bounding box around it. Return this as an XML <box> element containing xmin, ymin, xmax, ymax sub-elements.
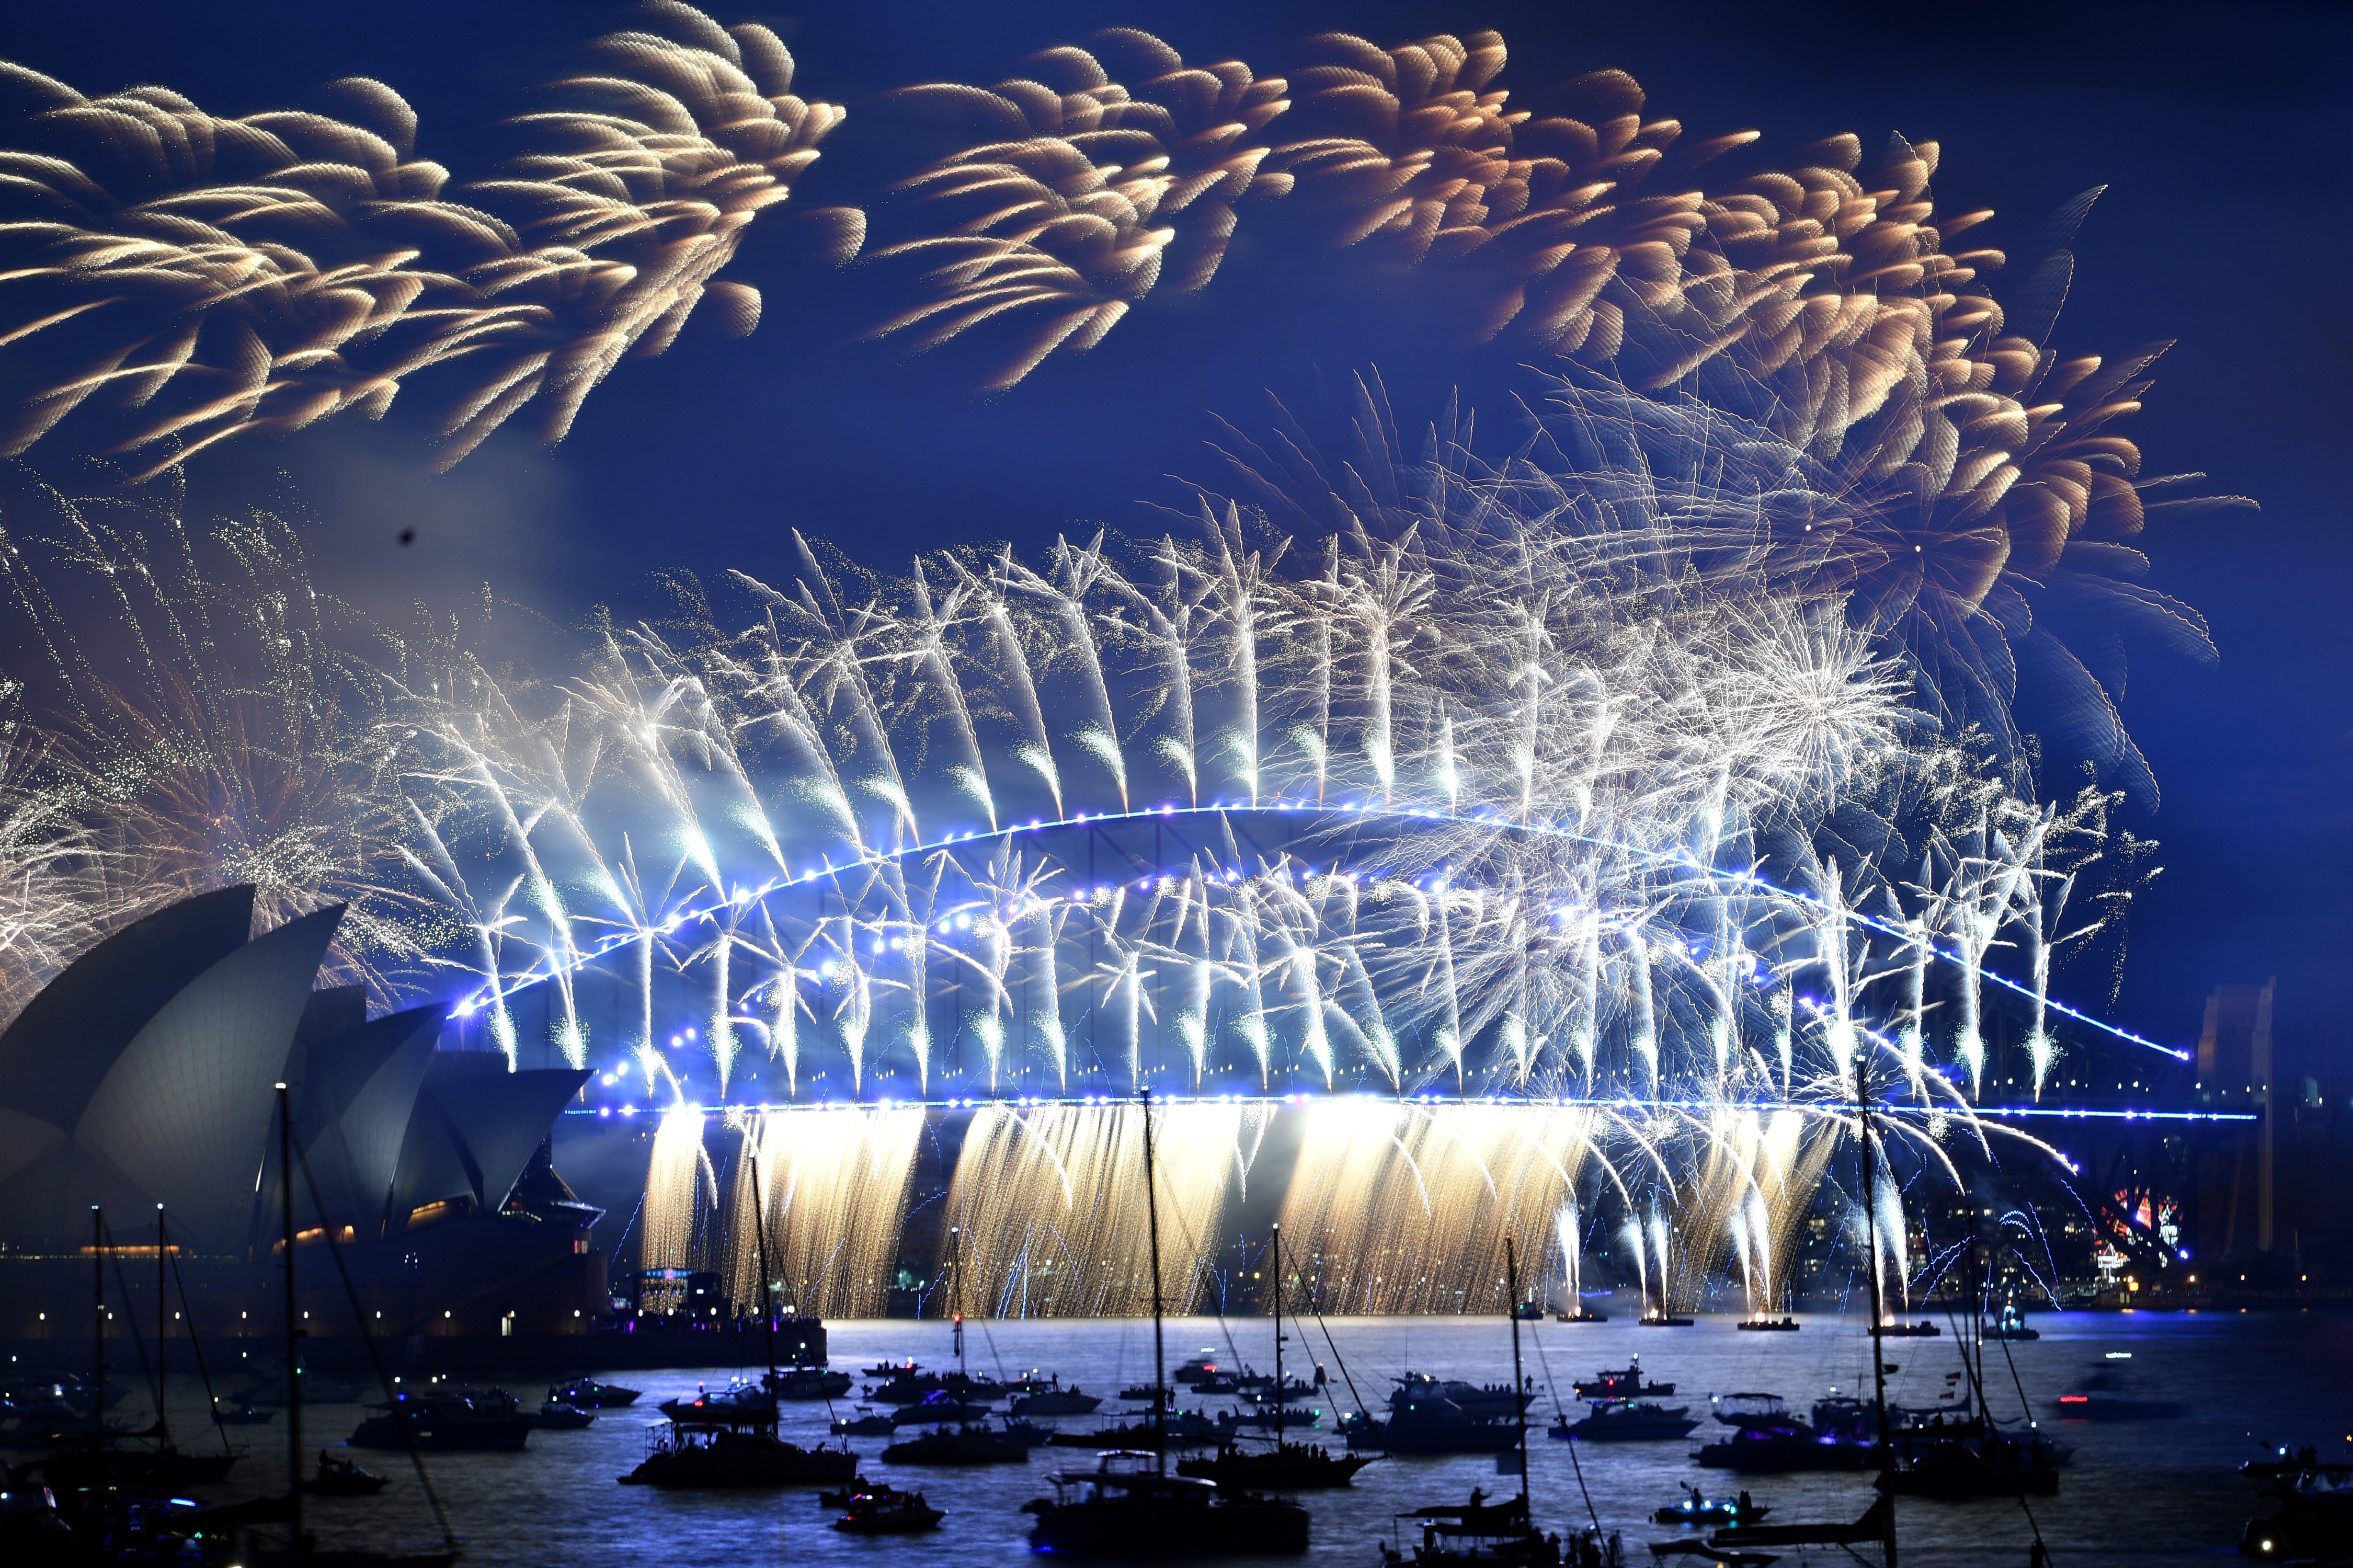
<box><xmin>0</xmin><ymin>887</ymin><xmax>586</xmax><ymax>1252</ymax></box>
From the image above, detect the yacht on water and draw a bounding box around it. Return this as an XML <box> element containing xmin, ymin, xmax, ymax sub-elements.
<box><xmin>1018</xmin><ymin>1091</ymin><xmax>1311</xmax><ymax>1558</ymax></box>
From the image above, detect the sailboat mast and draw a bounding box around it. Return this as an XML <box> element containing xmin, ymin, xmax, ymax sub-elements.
<box><xmin>1855</xmin><ymin>1057</ymin><xmax>1896</xmax><ymax>1567</ymax></box>
<box><xmin>1270</xmin><ymin>1223</ymin><xmax>1283</xmax><ymax>1446</ymax></box>
<box><xmin>90</xmin><ymin>1204</ymin><xmax>104</xmax><ymax>1491</ymax></box>
<box><xmin>155</xmin><ymin>1205</ymin><xmax>168</xmax><ymax>1448</ymax></box>
<box><xmin>1139</xmin><ymin>1089</ymin><xmax>1167</xmax><ymax>1473</ymax></box>
<box><xmin>1505</xmin><ymin>1238</ymin><xmax>1530</xmax><ymax>1507</ymax></box>
<box><xmin>747</xmin><ymin>1136</ymin><xmax>776</xmax><ymax>1391</ymax></box>
<box><xmin>279</xmin><ymin>1081</ymin><xmax>303</xmax><ymax>1550</ymax></box>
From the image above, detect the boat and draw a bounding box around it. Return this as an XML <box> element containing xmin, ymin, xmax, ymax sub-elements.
<box><xmin>1737</xmin><ymin>1318</ymin><xmax>1801</xmax><ymax>1333</ymax></box>
<box><xmin>1021</xmin><ymin>1092</ymin><xmax>1312</xmax><ymax>1556</ymax></box>
<box><xmin>1555</xmin><ymin>1309</ymin><xmax>1609</xmax><ymax>1323</ymax></box>
<box><xmin>1026</xmin><ymin>1450</ymin><xmax>1311</xmax><ymax>1556</ymax></box>
<box><xmin>1176</xmin><ymin>1224</ymin><xmax>1373</xmax><ymax>1493</ymax></box>
<box><xmin>1691</xmin><ymin>1397</ymin><xmax>1872</xmax><ymax>1473</ymax></box>
<box><xmin>880</xmin><ymin>1423</ymin><xmax>1030</xmax><ymax>1465</ymax></box>
<box><xmin>1217</xmin><ymin>1405</ymin><xmax>1321</xmax><ymax>1433</ymax></box>
<box><xmin>1638</xmin><ymin>1313</ymin><xmax>1696</xmax><ymax>1327</ymax></box>
<box><xmin>618</xmin><ymin>1142</ymin><xmax>859</xmax><ymax>1491</ymax></box>
<box><xmin>1876</xmin><ymin>1320</ymin><xmax>1941</xmax><ymax>1337</ymax></box>
<box><xmin>1344</xmin><ymin>1394</ymin><xmax>1522</xmax><ymax>1456</ymax></box>
<box><xmin>550</xmin><ymin>1377</ymin><xmax>642</xmax><ymax>1408</ymax></box>
<box><xmin>536</xmin><ymin>1399</ymin><xmax>596</xmax><ymax>1429</ymax></box>
<box><xmin>1382</xmin><ymin>1239</ymin><xmax>1566</xmax><ymax>1566</ymax></box>
<box><xmin>244</xmin><ymin>1084</ymin><xmax>464</xmax><ymax>1567</ymax></box>
<box><xmin>38</xmin><ymin>1205</ymin><xmax>245</xmax><ymax>1495</ymax></box>
<box><xmin>818</xmin><ymin>1475</ymin><xmax>875</xmax><ymax>1507</ymax></box>
<box><xmin>307</xmin><ymin>1450</ymin><xmax>390</xmax><ymax>1496</ymax></box>
<box><xmin>620</xmin><ymin>1422</ymin><xmax>859</xmax><ymax>1487</ymax></box>
<box><xmin>1000</xmin><ymin>1417</ymin><xmax>1054</xmax><ymax>1448</ymax></box>
<box><xmin>1652</xmin><ymin>1486</ymin><xmax>1768</xmax><ymax>1528</ymax></box>
<box><xmin>349</xmin><ymin>1388</ymin><xmax>535</xmax><ymax>1452</ymax></box>
<box><xmin>1709</xmin><ymin>1494</ymin><xmax>1892</xmax><ymax>1557</ymax></box>
<box><xmin>764</xmin><ymin>1365</ymin><xmax>853</xmax><ymax>1400</ymax></box>
<box><xmin>831</xmin><ymin>1406</ymin><xmax>899</xmax><ymax>1437</ymax></box>
<box><xmin>1573</xmin><ymin>1361</ymin><xmax>1675</xmax><ymax>1401</ymax></box>
<box><xmin>1011</xmin><ymin>1381</ymin><xmax>1104</xmax><ymax>1417</ymax></box>
<box><xmin>1550</xmin><ymin>1399</ymin><xmax>1698</xmax><ymax>1443</ymax></box>
<box><xmin>1178</xmin><ymin>1440</ymin><xmax>1375</xmax><ymax>1490</ymax></box>
<box><xmin>214</xmin><ymin>1403</ymin><xmax>278</xmax><ymax>1425</ymax></box>
<box><xmin>1514</xmin><ymin>1302</ymin><xmax>1547</xmax><ymax>1321</ymax></box>
<box><xmin>889</xmin><ymin>1391</ymin><xmax>996</xmax><ymax>1426</ymax></box>
<box><xmin>1878</xmin><ymin>1432</ymin><xmax>2060</xmax><ymax>1497</ymax></box>
<box><xmin>1984</xmin><ymin>1300</ymin><xmax>2040</xmax><ymax>1342</ymax></box>
<box><xmin>864</xmin><ymin>1367</ymin><xmax>1008</xmax><ymax>1405</ymax></box>
<box><xmin>2057</xmin><ymin>1359</ymin><xmax>2182</xmax><ymax>1421</ymax></box>
<box><xmin>2241</xmin><ymin>1467</ymin><xmax>2353</xmax><ymax>1561</ymax></box>
<box><xmin>1172</xmin><ymin>1351</ymin><xmax>1225</xmax><ymax>1386</ymax></box>
<box><xmin>657</xmin><ymin>1381</ymin><xmax>776</xmax><ymax>1425</ymax></box>
<box><xmin>835</xmin><ymin>1484</ymin><xmax>945</xmax><ymax>1534</ymax></box>
<box><xmin>1380</xmin><ymin>1490</ymin><xmax>1563</xmax><ymax>1567</ymax></box>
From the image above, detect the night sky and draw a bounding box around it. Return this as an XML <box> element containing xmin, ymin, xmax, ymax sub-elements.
<box><xmin>5</xmin><ymin>0</ymin><xmax>2348</xmax><ymax>1072</ymax></box>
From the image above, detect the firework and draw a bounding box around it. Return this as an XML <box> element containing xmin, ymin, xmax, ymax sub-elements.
<box><xmin>0</xmin><ymin>4</ymin><xmax>852</xmax><ymax>472</ymax></box>
<box><xmin>0</xmin><ymin>466</ymin><xmax>448</xmax><ymax>997</ymax></box>
<box><xmin>880</xmin><ymin>32</ymin><xmax>2248</xmax><ymax>800</ymax></box>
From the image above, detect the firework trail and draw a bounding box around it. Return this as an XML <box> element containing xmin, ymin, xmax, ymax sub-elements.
<box><xmin>878</xmin><ymin>32</ymin><xmax>2249</xmax><ymax>802</ymax></box>
<box><xmin>0</xmin><ymin>4</ymin><xmax>855</xmax><ymax>473</ymax></box>
<box><xmin>0</xmin><ymin>465</ymin><xmax>449</xmax><ymax>997</ymax></box>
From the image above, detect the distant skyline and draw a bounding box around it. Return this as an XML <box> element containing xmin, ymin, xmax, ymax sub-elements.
<box><xmin>3</xmin><ymin>0</ymin><xmax>2346</xmax><ymax>1068</ymax></box>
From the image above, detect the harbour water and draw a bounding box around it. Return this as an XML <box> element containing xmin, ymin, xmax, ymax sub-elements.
<box><xmin>141</xmin><ymin>1308</ymin><xmax>2349</xmax><ymax>1565</ymax></box>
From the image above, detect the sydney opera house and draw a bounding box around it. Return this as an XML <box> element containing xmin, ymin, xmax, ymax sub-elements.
<box><xmin>0</xmin><ymin>887</ymin><xmax>619</xmax><ymax>1371</ymax></box>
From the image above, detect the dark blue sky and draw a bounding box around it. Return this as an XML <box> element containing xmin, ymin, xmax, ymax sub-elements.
<box><xmin>7</xmin><ymin>0</ymin><xmax>2349</xmax><ymax>1069</ymax></box>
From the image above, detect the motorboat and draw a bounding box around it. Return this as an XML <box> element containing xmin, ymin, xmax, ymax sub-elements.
<box><xmin>658</xmin><ymin>1380</ymin><xmax>777</xmax><ymax>1426</ymax></box>
<box><xmin>1985</xmin><ymin>1300</ymin><xmax>2040</xmax><ymax>1342</ymax></box>
<box><xmin>2057</xmin><ymin>1360</ymin><xmax>2182</xmax><ymax>1421</ymax></box>
<box><xmin>550</xmin><ymin>1377</ymin><xmax>642</xmax><ymax>1408</ymax></box>
<box><xmin>1177</xmin><ymin>1439</ymin><xmax>1376</xmax><ymax>1489</ymax></box>
<box><xmin>831</xmin><ymin>1406</ymin><xmax>898</xmax><ymax>1437</ymax></box>
<box><xmin>764</xmin><ymin>1365</ymin><xmax>853</xmax><ymax>1400</ymax></box>
<box><xmin>1217</xmin><ymin>1404</ymin><xmax>1321</xmax><ymax>1433</ymax></box>
<box><xmin>348</xmin><ymin>1388</ymin><xmax>535</xmax><ymax>1452</ymax></box>
<box><xmin>1551</xmin><ymin>1399</ymin><xmax>1698</xmax><ymax>1443</ymax></box>
<box><xmin>1343</xmin><ymin>1399</ymin><xmax>1520</xmax><ymax>1456</ymax></box>
<box><xmin>889</xmin><ymin>1391</ymin><xmax>996</xmax><ymax>1426</ymax></box>
<box><xmin>536</xmin><ymin>1398</ymin><xmax>596</xmax><ymax>1429</ymax></box>
<box><xmin>307</xmin><ymin>1450</ymin><xmax>390</xmax><ymax>1496</ymax></box>
<box><xmin>1173</xmin><ymin>1350</ymin><xmax>1225</xmax><ymax>1386</ymax></box>
<box><xmin>1012</xmin><ymin>1380</ymin><xmax>1104</xmax><ymax>1417</ymax></box>
<box><xmin>2242</xmin><ymin>1466</ymin><xmax>2353</xmax><ymax>1561</ymax></box>
<box><xmin>213</xmin><ymin>1402</ymin><xmax>277</xmax><ymax>1425</ymax></box>
<box><xmin>1877</xmin><ymin>1430</ymin><xmax>2060</xmax><ymax>1497</ymax></box>
<box><xmin>1024</xmin><ymin>1450</ymin><xmax>1310</xmax><ymax>1557</ymax></box>
<box><xmin>1574</xmin><ymin>1360</ymin><xmax>1675</xmax><ymax>1401</ymax></box>
<box><xmin>835</xmin><ymin>1484</ymin><xmax>945</xmax><ymax>1534</ymax></box>
<box><xmin>865</xmin><ymin>1366</ymin><xmax>1008</xmax><ymax>1406</ymax></box>
<box><xmin>880</xmin><ymin>1422</ymin><xmax>1030</xmax><ymax>1465</ymax></box>
<box><xmin>1692</xmin><ymin>1397</ymin><xmax>1874</xmax><ymax>1473</ymax></box>
<box><xmin>620</xmin><ymin>1423</ymin><xmax>859</xmax><ymax>1487</ymax></box>
<box><xmin>1652</xmin><ymin>1487</ymin><xmax>1770</xmax><ymax>1528</ymax></box>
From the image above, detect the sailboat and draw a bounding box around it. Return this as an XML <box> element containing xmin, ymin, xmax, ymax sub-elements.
<box><xmin>247</xmin><ymin>1080</ymin><xmax>461</xmax><ymax>1567</ymax></box>
<box><xmin>37</xmin><ymin>1205</ymin><xmax>243</xmax><ymax>1494</ymax></box>
<box><xmin>1023</xmin><ymin>1090</ymin><xmax>1311</xmax><ymax>1556</ymax></box>
<box><xmin>1877</xmin><ymin>1234</ymin><xmax>2061</xmax><ymax>1499</ymax></box>
<box><xmin>1178</xmin><ymin>1225</ymin><xmax>1375</xmax><ymax>1491</ymax></box>
<box><xmin>619</xmin><ymin>1135</ymin><xmax>858</xmax><ymax>1489</ymax></box>
<box><xmin>1381</xmin><ymin>1241</ymin><xmax>1567</xmax><ymax>1567</ymax></box>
